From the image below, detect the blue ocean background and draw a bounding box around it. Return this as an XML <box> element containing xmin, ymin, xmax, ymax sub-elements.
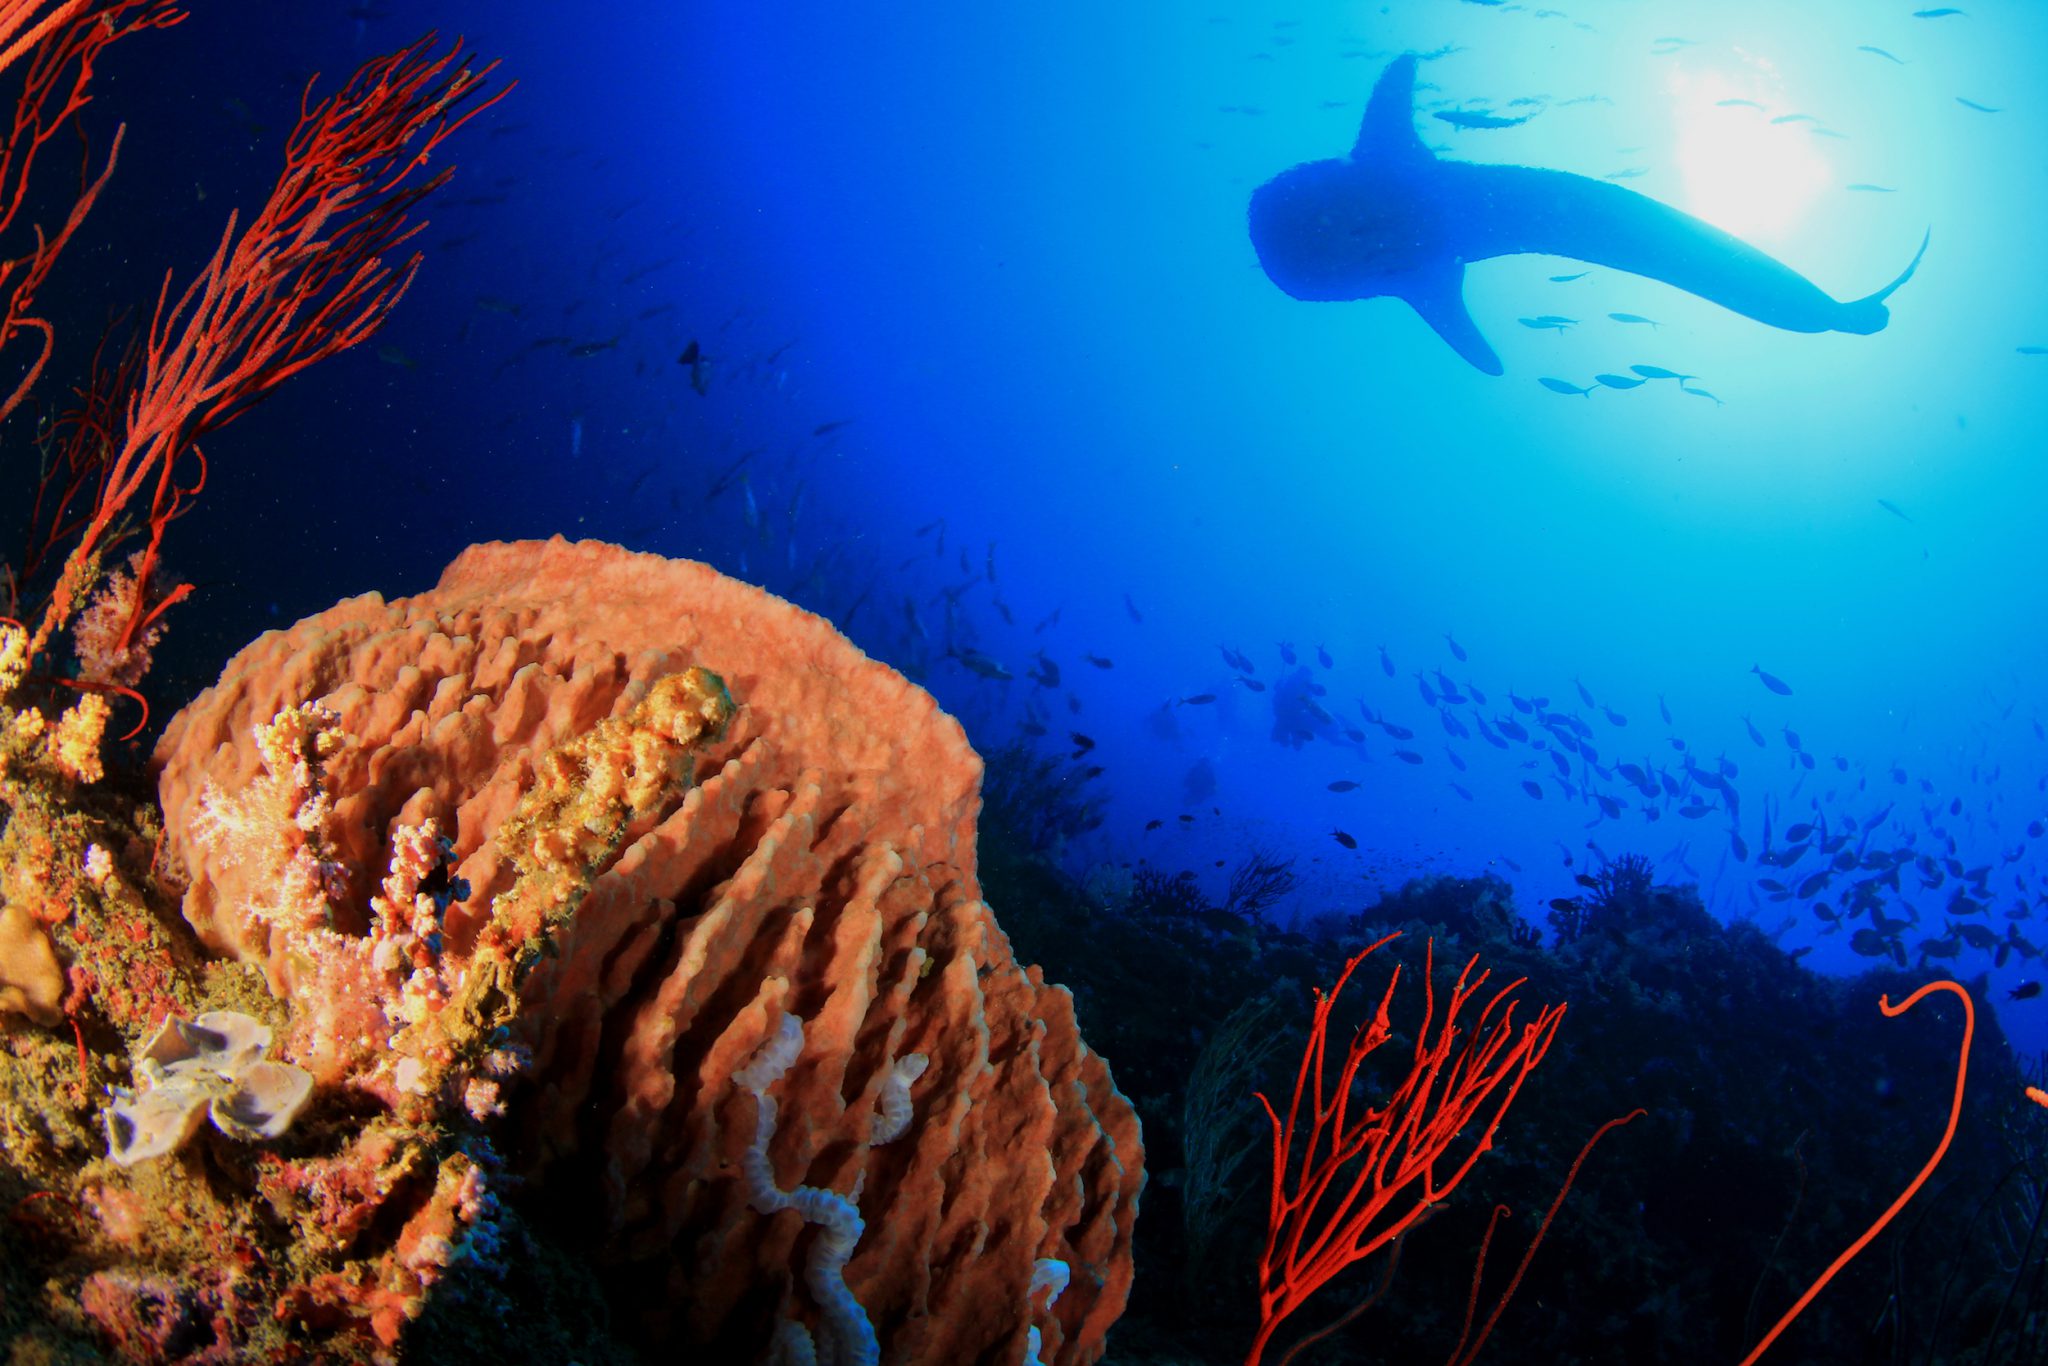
<box><xmin>113</xmin><ymin>0</ymin><xmax>2048</xmax><ymax>1060</ymax></box>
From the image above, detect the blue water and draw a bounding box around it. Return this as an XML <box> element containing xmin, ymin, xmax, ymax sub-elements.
<box><xmin>115</xmin><ymin>3</ymin><xmax>2048</xmax><ymax>1053</ymax></box>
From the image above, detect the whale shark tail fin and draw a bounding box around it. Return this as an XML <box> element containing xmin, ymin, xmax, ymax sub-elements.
<box><xmin>1838</xmin><ymin>228</ymin><xmax>1931</xmax><ymax>335</ymax></box>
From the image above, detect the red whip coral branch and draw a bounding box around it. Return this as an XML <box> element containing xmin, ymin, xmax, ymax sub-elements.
<box><xmin>29</xmin><ymin>31</ymin><xmax>508</xmax><ymax>659</ymax></box>
<box><xmin>1246</xmin><ymin>932</ymin><xmax>1566</xmax><ymax>1366</ymax></box>
<box><xmin>1736</xmin><ymin>978</ymin><xmax>1974</xmax><ymax>1365</ymax></box>
<box><xmin>0</xmin><ymin>2</ymin><xmax>182</xmax><ymax>433</ymax></box>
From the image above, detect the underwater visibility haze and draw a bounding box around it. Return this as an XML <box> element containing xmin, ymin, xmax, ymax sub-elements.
<box><xmin>0</xmin><ymin>1</ymin><xmax>2046</xmax><ymax>1362</ymax></box>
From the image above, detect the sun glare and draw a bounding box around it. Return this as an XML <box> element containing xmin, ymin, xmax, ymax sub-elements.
<box><xmin>1664</xmin><ymin>62</ymin><xmax>1831</xmax><ymax>244</ymax></box>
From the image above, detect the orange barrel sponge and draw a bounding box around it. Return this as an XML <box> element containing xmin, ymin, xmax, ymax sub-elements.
<box><xmin>154</xmin><ymin>536</ymin><xmax>1143</xmax><ymax>1364</ymax></box>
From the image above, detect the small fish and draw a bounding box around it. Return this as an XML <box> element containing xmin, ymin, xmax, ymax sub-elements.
<box><xmin>1629</xmin><ymin>364</ymin><xmax>1690</xmax><ymax>380</ymax></box>
<box><xmin>675</xmin><ymin>339</ymin><xmax>713</xmax><ymax>394</ymax></box>
<box><xmin>1877</xmin><ymin>498</ymin><xmax>1914</xmax><ymax>523</ymax></box>
<box><xmin>813</xmin><ymin>419</ymin><xmax>857</xmax><ymax>437</ymax></box>
<box><xmin>1521</xmin><ymin>780</ymin><xmax>1544</xmax><ymax>800</ymax></box>
<box><xmin>1549</xmin><ymin>271</ymin><xmax>1589</xmax><ymax>282</ymax></box>
<box><xmin>1179</xmin><ymin>693</ymin><xmax>1217</xmax><ymax>706</ymax></box>
<box><xmin>1680</xmin><ymin>382</ymin><xmax>1723</xmax><ymax>405</ymax></box>
<box><xmin>1845</xmin><ymin>183</ymin><xmax>1896</xmax><ymax>193</ymax></box>
<box><xmin>1378</xmin><ymin>645</ymin><xmax>1396</xmax><ymax>676</ymax></box>
<box><xmin>1857</xmin><ymin>45</ymin><xmax>1906</xmax><ymax>63</ymax></box>
<box><xmin>568</xmin><ymin>336</ymin><xmax>619</xmax><ymax>357</ymax></box>
<box><xmin>1085</xmin><ymin>654</ymin><xmax>1113</xmax><ymax>669</ymax></box>
<box><xmin>1956</xmin><ymin>97</ymin><xmax>2002</xmax><ymax>113</ymax></box>
<box><xmin>1317</xmin><ymin>644</ymin><xmax>1334</xmax><ymax>668</ymax></box>
<box><xmin>1520</xmin><ymin>314</ymin><xmax>1577</xmax><ymax>332</ymax></box>
<box><xmin>1911</xmin><ymin>7</ymin><xmax>1964</xmax><ymax>18</ymax></box>
<box><xmin>2011</xmin><ymin>980</ymin><xmax>2042</xmax><ymax>1000</ymax></box>
<box><xmin>1144</xmin><ymin>819</ymin><xmax>1162</xmax><ymax>831</ymax></box>
<box><xmin>1123</xmin><ymin>592</ymin><xmax>1142</xmax><ymax>623</ymax></box>
<box><xmin>1604</xmin><ymin>167</ymin><xmax>1649</xmax><ymax>181</ymax></box>
<box><xmin>1594</xmin><ymin>373</ymin><xmax>1646</xmax><ymax>390</ymax></box>
<box><xmin>1539</xmin><ymin>377</ymin><xmax>1595</xmax><ymax>397</ymax></box>
<box><xmin>1433</xmin><ymin>108</ymin><xmax>1534</xmax><ymax>130</ymax></box>
<box><xmin>1658</xmin><ymin>694</ymin><xmax>1673</xmax><ymax>725</ymax></box>
<box><xmin>1716</xmin><ymin>98</ymin><xmax>1766</xmax><ymax>110</ymax></box>
<box><xmin>1394</xmin><ymin>750</ymin><xmax>1424</xmax><ymax>765</ymax></box>
<box><xmin>1769</xmin><ymin>113</ymin><xmax>1820</xmax><ymax>126</ymax></box>
<box><xmin>1070</xmin><ymin>732</ymin><xmax>1095</xmax><ymax>755</ymax></box>
<box><xmin>1278</xmin><ymin>642</ymin><xmax>1297</xmax><ymax>665</ymax></box>
<box><xmin>1607</xmin><ymin>312</ymin><xmax>1659</xmax><ymax>328</ymax></box>
<box><xmin>1750</xmin><ymin>665</ymin><xmax>1793</xmax><ymax>696</ymax></box>
<box><xmin>1331</xmin><ymin>829</ymin><xmax>1358</xmax><ymax>850</ymax></box>
<box><xmin>1445</xmin><ymin>632</ymin><xmax>1467</xmax><ymax>662</ymax></box>
<box><xmin>1327</xmin><ymin>780</ymin><xmax>1361</xmax><ymax>792</ymax></box>
<box><xmin>1238</xmin><ymin>676</ymin><xmax>1267</xmax><ymax>693</ymax></box>
<box><xmin>949</xmin><ymin>648</ymin><xmax>1011</xmax><ymax>681</ymax></box>
<box><xmin>2018</xmin><ymin>345</ymin><xmax>2048</xmax><ymax>355</ymax></box>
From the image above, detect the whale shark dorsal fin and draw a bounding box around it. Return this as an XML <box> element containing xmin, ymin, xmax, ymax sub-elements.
<box><xmin>1401</xmin><ymin>262</ymin><xmax>1503</xmax><ymax>375</ymax></box>
<box><xmin>1353</xmin><ymin>54</ymin><xmax>1430</xmax><ymax>164</ymax></box>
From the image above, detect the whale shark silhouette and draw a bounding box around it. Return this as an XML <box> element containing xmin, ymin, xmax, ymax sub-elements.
<box><xmin>1248</xmin><ymin>54</ymin><xmax>1928</xmax><ymax>375</ymax></box>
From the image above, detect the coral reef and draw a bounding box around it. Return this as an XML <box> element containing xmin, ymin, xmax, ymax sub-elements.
<box><xmin>0</xmin><ymin>538</ymin><xmax>1143</xmax><ymax>1363</ymax></box>
<box><xmin>989</xmin><ymin>852</ymin><xmax>2023</xmax><ymax>1365</ymax></box>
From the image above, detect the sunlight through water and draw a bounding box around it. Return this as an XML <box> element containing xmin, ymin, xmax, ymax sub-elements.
<box><xmin>1664</xmin><ymin>59</ymin><xmax>1831</xmax><ymax>243</ymax></box>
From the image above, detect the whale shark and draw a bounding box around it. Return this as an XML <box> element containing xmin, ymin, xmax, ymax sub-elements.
<box><xmin>1247</xmin><ymin>54</ymin><xmax>1927</xmax><ymax>374</ymax></box>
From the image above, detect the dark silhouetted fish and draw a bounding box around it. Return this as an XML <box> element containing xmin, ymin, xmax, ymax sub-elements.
<box><xmin>1332</xmin><ymin>829</ymin><xmax>1359</xmax><ymax>849</ymax></box>
<box><xmin>1328</xmin><ymin>780</ymin><xmax>1360</xmax><ymax>792</ymax></box>
<box><xmin>1750</xmin><ymin>665</ymin><xmax>1792</xmax><ymax>695</ymax></box>
<box><xmin>1434</xmin><ymin>108</ymin><xmax>1535</xmax><ymax>131</ymax></box>
<box><xmin>1445</xmin><ymin>632</ymin><xmax>1467</xmax><ymax>662</ymax></box>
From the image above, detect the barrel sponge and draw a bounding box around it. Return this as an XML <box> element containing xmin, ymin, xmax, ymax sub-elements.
<box><xmin>153</xmin><ymin>537</ymin><xmax>1144</xmax><ymax>1364</ymax></box>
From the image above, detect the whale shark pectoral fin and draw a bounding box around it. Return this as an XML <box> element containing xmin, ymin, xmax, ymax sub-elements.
<box><xmin>1353</xmin><ymin>54</ymin><xmax>1431</xmax><ymax>165</ymax></box>
<box><xmin>1400</xmin><ymin>263</ymin><xmax>1502</xmax><ymax>375</ymax></box>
